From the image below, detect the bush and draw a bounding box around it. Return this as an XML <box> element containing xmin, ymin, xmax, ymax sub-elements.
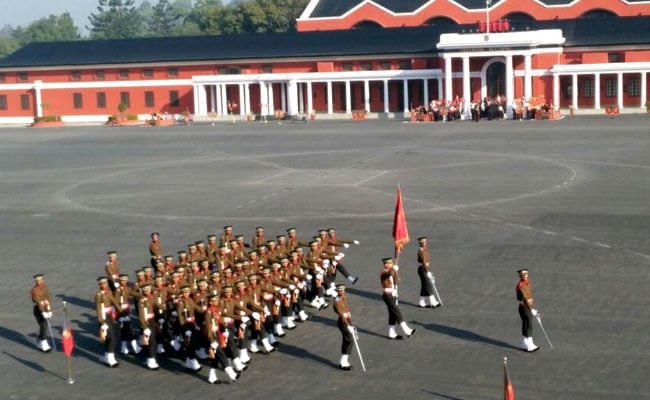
<box><xmin>33</xmin><ymin>115</ymin><xmax>61</xmax><ymax>123</ymax></box>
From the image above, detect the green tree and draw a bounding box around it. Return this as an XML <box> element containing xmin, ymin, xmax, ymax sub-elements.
<box><xmin>88</xmin><ymin>0</ymin><xmax>143</xmax><ymax>39</ymax></box>
<box><xmin>12</xmin><ymin>13</ymin><xmax>80</xmax><ymax>45</ymax></box>
<box><xmin>147</xmin><ymin>0</ymin><xmax>180</xmax><ymax>36</ymax></box>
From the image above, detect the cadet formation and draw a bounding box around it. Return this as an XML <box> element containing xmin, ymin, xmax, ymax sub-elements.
<box><xmin>32</xmin><ymin>227</ymin><xmax>546</xmax><ymax>383</ymax></box>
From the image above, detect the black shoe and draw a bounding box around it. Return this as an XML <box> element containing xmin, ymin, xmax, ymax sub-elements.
<box><xmin>351</xmin><ymin>277</ymin><xmax>358</xmax><ymax>285</ymax></box>
<box><xmin>407</xmin><ymin>328</ymin><xmax>417</xmax><ymax>338</ymax></box>
<box><xmin>339</xmin><ymin>364</ymin><xmax>353</xmax><ymax>371</ymax></box>
<box><xmin>389</xmin><ymin>335</ymin><xmax>404</xmax><ymax>340</ymax></box>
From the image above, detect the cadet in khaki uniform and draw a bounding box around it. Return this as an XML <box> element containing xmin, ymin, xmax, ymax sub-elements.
<box><xmin>325</xmin><ymin>228</ymin><xmax>359</xmax><ymax>285</ymax></box>
<box><xmin>152</xmin><ymin>275</ymin><xmax>170</xmax><ymax>354</ymax></box>
<box><xmin>176</xmin><ymin>285</ymin><xmax>203</xmax><ymax>371</ymax></box>
<box><xmin>137</xmin><ymin>284</ymin><xmax>160</xmax><ymax>370</ymax></box>
<box><xmin>31</xmin><ymin>274</ymin><xmax>52</xmax><ymax>352</ymax></box>
<box><xmin>245</xmin><ymin>274</ymin><xmax>276</xmax><ymax>354</ymax></box>
<box><xmin>380</xmin><ymin>258</ymin><xmax>416</xmax><ymax>339</ymax></box>
<box><xmin>252</xmin><ymin>226</ymin><xmax>266</xmax><ymax>250</ymax></box>
<box><xmin>149</xmin><ymin>232</ymin><xmax>162</xmax><ymax>268</ymax></box>
<box><xmin>115</xmin><ymin>274</ymin><xmax>142</xmax><ymax>356</ymax></box>
<box><xmin>204</xmin><ymin>295</ymin><xmax>239</xmax><ymax>383</ymax></box>
<box><xmin>286</xmin><ymin>227</ymin><xmax>309</xmax><ymax>252</ymax></box>
<box><xmin>105</xmin><ymin>251</ymin><xmax>120</xmax><ymax>292</ymax></box>
<box><xmin>95</xmin><ymin>277</ymin><xmax>122</xmax><ymax>367</ymax></box>
<box><xmin>218</xmin><ymin>285</ymin><xmax>248</xmax><ymax>372</ymax></box>
<box><xmin>416</xmin><ymin>237</ymin><xmax>440</xmax><ymax>308</ymax></box>
<box><xmin>333</xmin><ymin>284</ymin><xmax>355</xmax><ymax>370</ymax></box>
<box><xmin>220</xmin><ymin>225</ymin><xmax>235</xmax><ymax>248</ymax></box>
<box><xmin>516</xmin><ymin>268</ymin><xmax>540</xmax><ymax>352</ymax></box>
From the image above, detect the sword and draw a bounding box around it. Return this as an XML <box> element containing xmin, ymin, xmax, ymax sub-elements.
<box><xmin>430</xmin><ymin>276</ymin><xmax>443</xmax><ymax>306</ymax></box>
<box><xmin>535</xmin><ymin>314</ymin><xmax>553</xmax><ymax>349</ymax></box>
<box><xmin>45</xmin><ymin>317</ymin><xmax>57</xmax><ymax>351</ymax></box>
<box><xmin>350</xmin><ymin>328</ymin><xmax>366</xmax><ymax>373</ymax></box>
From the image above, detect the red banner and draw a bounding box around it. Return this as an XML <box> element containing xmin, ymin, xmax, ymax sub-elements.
<box><xmin>504</xmin><ymin>359</ymin><xmax>515</xmax><ymax>400</ymax></box>
<box><xmin>392</xmin><ymin>186</ymin><xmax>409</xmax><ymax>253</ymax></box>
<box><xmin>62</xmin><ymin>313</ymin><xmax>74</xmax><ymax>357</ymax></box>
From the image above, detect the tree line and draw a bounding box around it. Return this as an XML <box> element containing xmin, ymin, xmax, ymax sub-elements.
<box><xmin>0</xmin><ymin>0</ymin><xmax>308</xmax><ymax>58</ymax></box>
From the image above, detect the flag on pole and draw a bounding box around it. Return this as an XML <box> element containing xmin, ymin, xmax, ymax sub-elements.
<box><xmin>503</xmin><ymin>357</ymin><xmax>515</xmax><ymax>400</ymax></box>
<box><xmin>392</xmin><ymin>186</ymin><xmax>410</xmax><ymax>254</ymax></box>
<box><xmin>62</xmin><ymin>307</ymin><xmax>74</xmax><ymax>357</ymax></box>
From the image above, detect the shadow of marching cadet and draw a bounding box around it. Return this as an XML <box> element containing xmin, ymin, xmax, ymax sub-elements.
<box><xmin>56</xmin><ymin>293</ymin><xmax>94</xmax><ymax>309</ymax></box>
<box><xmin>420</xmin><ymin>389</ymin><xmax>467</xmax><ymax>399</ymax></box>
<box><xmin>413</xmin><ymin>321</ymin><xmax>521</xmax><ymax>351</ymax></box>
<box><xmin>274</xmin><ymin>341</ymin><xmax>339</xmax><ymax>369</ymax></box>
<box><xmin>345</xmin><ymin>287</ymin><xmax>382</xmax><ymax>302</ymax></box>
<box><xmin>3</xmin><ymin>351</ymin><xmax>66</xmax><ymax>381</ymax></box>
<box><xmin>308</xmin><ymin>308</ymin><xmax>386</xmax><ymax>340</ymax></box>
<box><xmin>0</xmin><ymin>325</ymin><xmax>41</xmax><ymax>351</ymax></box>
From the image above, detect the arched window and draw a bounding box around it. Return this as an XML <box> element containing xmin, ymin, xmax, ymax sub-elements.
<box><xmin>423</xmin><ymin>16</ymin><xmax>458</xmax><ymax>26</ymax></box>
<box><xmin>579</xmin><ymin>9</ymin><xmax>617</xmax><ymax>18</ymax></box>
<box><xmin>352</xmin><ymin>20</ymin><xmax>384</xmax><ymax>29</ymax></box>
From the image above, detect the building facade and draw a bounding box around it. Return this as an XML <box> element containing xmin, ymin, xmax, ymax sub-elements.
<box><xmin>1</xmin><ymin>0</ymin><xmax>650</xmax><ymax>124</ymax></box>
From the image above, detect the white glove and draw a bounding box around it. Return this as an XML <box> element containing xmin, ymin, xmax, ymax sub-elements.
<box><xmin>297</xmin><ymin>282</ymin><xmax>305</xmax><ymax>289</ymax></box>
<box><xmin>353</xmin><ymin>240</ymin><xmax>360</xmax><ymax>245</ymax></box>
<box><xmin>531</xmin><ymin>309</ymin><xmax>539</xmax><ymax>317</ymax></box>
<box><xmin>158</xmin><ymin>318</ymin><xmax>165</xmax><ymax>325</ymax></box>
<box><xmin>171</xmin><ymin>311</ymin><xmax>178</xmax><ymax>317</ymax></box>
<box><xmin>42</xmin><ymin>311</ymin><xmax>51</xmax><ymax>319</ymax></box>
<box><xmin>185</xmin><ymin>330</ymin><xmax>192</xmax><ymax>337</ymax></box>
<box><xmin>393</xmin><ymin>264</ymin><xmax>399</xmax><ymax>271</ymax></box>
<box><xmin>263</xmin><ymin>306</ymin><xmax>271</xmax><ymax>317</ymax></box>
<box><xmin>316</xmin><ymin>273</ymin><xmax>323</xmax><ymax>280</ymax></box>
<box><xmin>289</xmin><ymin>284</ymin><xmax>296</xmax><ymax>291</ymax></box>
<box><xmin>210</xmin><ymin>341</ymin><xmax>218</xmax><ymax>350</ymax></box>
<box><xmin>123</xmin><ymin>316</ymin><xmax>131</xmax><ymax>322</ymax></box>
<box><xmin>306</xmin><ymin>274</ymin><xmax>313</xmax><ymax>281</ymax></box>
<box><xmin>335</xmin><ymin>253</ymin><xmax>344</xmax><ymax>261</ymax></box>
<box><xmin>223</xmin><ymin>317</ymin><xmax>233</xmax><ymax>324</ymax></box>
<box><xmin>101</xmin><ymin>323</ymin><xmax>108</xmax><ymax>331</ymax></box>
<box><xmin>332</xmin><ymin>260</ymin><xmax>338</xmax><ymax>267</ymax></box>
<box><xmin>427</xmin><ymin>272</ymin><xmax>432</xmax><ymax>279</ymax></box>
<box><xmin>347</xmin><ymin>325</ymin><xmax>356</xmax><ymax>335</ymax></box>
<box><xmin>241</xmin><ymin>316</ymin><xmax>250</xmax><ymax>324</ymax></box>
<box><xmin>252</xmin><ymin>312</ymin><xmax>261</xmax><ymax>321</ymax></box>
<box><xmin>143</xmin><ymin>328</ymin><xmax>151</xmax><ymax>337</ymax></box>
<box><xmin>113</xmin><ymin>282</ymin><xmax>120</xmax><ymax>289</ymax></box>
<box><xmin>280</xmin><ymin>288</ymin><xmax>288</xmax><ymax>295</ymax></box>
<box><xmin>343</xmin><ymin>243</ymin><xmax>350</xmax><ymax>248</ymax></box>
<box><xmin>274</xmin><ymin>299</ymin><xmax>281</xmax><ymax>306</ymax></box>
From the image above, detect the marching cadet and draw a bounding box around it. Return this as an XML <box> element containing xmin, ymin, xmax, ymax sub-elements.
<box><xmin>176</xmin><ymin>250</ymin><xmax>190</xmax><ymax>269</ymax></box>
<box><xmin>95</xmin><ymin>277</ymin><xmax>123</xmax><ymax>367</ymax></box>
<box><xmin>516</xmin><ymin>268</ymin><xmax>540</xmax><ymax>352</ymax></box>
<box><xmin>208</xmin><ymin>271</ymin><xmax>222</xmax><ymax>297</ymax></box>
<box><xmin>245</xmin><ymin>274</ymin><xmax>276</xmax><ymax>354</ymax></box>
<box><xmin>304</xmin><ymin>241</ymin><xmax>329</xmax><ymax>309</ymax></box>
<box><xmin>131</xmin><ymin>269</ymin><xmax>147</xmax><ymax>301</ymax></box>
<box><xmin>163</xmin><ymin>255</ymin><xmax>176</xmax><ymax>276</ymax></box>
<box><xmin>234</xmin><ymin>235</ymin><xmax>250</xmax><ymax>260</ymax></box>
<box><xmin>105</xmin><ymin>251</ymin><xmax>120</xmax><ymax>291</ymax></box>
<box><xmin>281</xmin><ymin>257</ymin><xmax>310</xmax><ymax>322</ymax></box>
<box><xmin>325</xmin><ymin>228</ymin><xmax>360</xmax><ymax>285</ymax></box>
<box><xmin>193</xmin><ymin>280</ymin><xmax>210</xmax><ymax>359</ymax></box>
<box><xmin>214</xmin><ymin>245</ymin><xmax>233</xmax><ymax>273</ymax></box>
<box><xmin>149</xmin><ymin>232</ymin><xmax>162</xmax><ymax>268</ymax></box>
<box><xmin>252</xmin><ymin>226</ymin><xmax>266</xmax><ymax>250</ymax></box>
<box><xmin>187</xmin><ymin>243</ymin><xmax>201</xmax><ymax>263</ymax></box>
<box><xmin>230</xmin><ymin>239</ymin><xmax>247</xmax><ymax>263</ymax></box>
<box><xmin>380</xmin><ymin>258</ymin><xmax>416</xmax><ymax>340</ymax></box>
<box><xmin>152</xmin><ymin>275</ymin><xmax>170</xmax><ymax>354</ymax></box>
<box><xmin>137</xmin><ymin>284</ymin><xmax>160</xmax><ymax>370</ymax></box>
<box><xmin>176</xmin><ymin>285</ymin><xmax>204</xmax><ymax>371</ymax></box>
<box><xmin>286</xmin><ymin>227</ymin><xmax>309</xmax><ymax>252</ymax></box>
<box><xmin>247</xmin><ymin>250</ymin><xmax>262</xmax><ymax>274</ymax></box>
<box><xmin>195</xmin><ymin>240</ymin><xmax>207</xmax><ymax>259</ymax></box>
<box><xmin>204</xmin><ymin>295</ymin><xmax>239</xmax><ymax>383</ymax></box>
<box><xmin>220</xmin><ymin>225</ymin><xmax>235</xmax><ymax>248</ymax></box>
<box><xmin>332</xmin><ymin>284</ymin><xmax>355</xmax><ymax>370</ymax></box>
<box><xmin>115</xmin><ymin>274</ymin><xmax>142</xmax><ymax>356</ymax></box>
<box><xmin>416</xmin><ymin>237</ymin><xmax>440</xmax><ymax>308</ymax></box>
<box><xmin>206</xmin><ymin>234</ymin><xmax>219</xmax><ymax>266</ymax></box>
<box><xmin>30</xmin><ymin>274</ymin><xmax>52</xmax><ymax>352</ymax></box>
<box><xmin>142</xmin><ymin>266</ymin><xmax>155</xmax><ymax>286</ymax></box>
<box><xmin>219</xmin><ymin>285</ymin><xmax>248</xmax><ymax>372</ymax></box>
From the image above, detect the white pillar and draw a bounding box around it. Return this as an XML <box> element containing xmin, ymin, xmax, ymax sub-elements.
<box><xmin>297</xmin><ymin>83</ymin><xmax>304</xmax><ymax>114</ymax></box>
<box><xmin>462</xmin><ymin>56</ymin><xmax>471</xmax><ymax>117</ymax></box>
<box><xmin>505</xmin><ymin>54</ymin><xmax>514</xmax><ymax>118</ymax></box>
<box><xmin>594</xmin><ymin>73</ymin><xmax>601</xmax><ymax>110</ymax></box>
<box><xmin>617</xmin><ymin>72</ymin><xmax>624</xmax><ymax>109</ymax></box>
<box><xmin>306</xmin><ymin>82</ymin><xmax>313</xmax><ymax>113</ymax></box>
<box><xmin>259</xmin><ymin>81</ymin><xmax>267</xmax><ymax>116</ymax></box>
<box><xmin>34</xmin><ymin>80</ymin><xmax>43</xmax><ymax>117</ymax></box>
<box><xmin>437</xmin><ymin>78</ymin><xmax>443</xmax><ymax>100</ymax></box>
<box><xmin>345</xmin><ymin>80</ymin><xmax>352</xmax><ymax>114</ymax></box>
<box><xmin>364</xmin><ymin>80</ymin><xmax>370</xmax><ymax>112</ymax></box>
<box><xmin>238</xmin><ymin>84</ymin><xmax>245</xmax><ymax>116</ymax></box>
<box><xmin>383</xmin><ymin>80</ymin><xmax>389</xmax><ymax>113</ymax></box>
<box><xmin>210</xmin><ymin>85</ymin><xmax>216</xmax><ymax>112</ymax></box>
<box><xmin>641</xmin><ymin>72</ymin><xmax>647</xmax><ymax>109</ymax></box>
<box><xmin>192</xmin><ymin>84</ymin><xmax>199</xmax><ymax>116</ymax></box>
<box><xmin>197</xmin><ymin>85</ymin><xmax>207</xmax><ymax>116</ymax></box>
<box><xmin>571</xmin><ymin>73</ymin><xmax>578</xmax><ymax>110</ymax></box>
<box><xmin>244</xmin><ymin>83</ymin><xmax>251</xmax><ymax>115</ymax></box>
<box><xmin>444</xmin><ymin>56</ymin><xmax>453</xmax><ymax>102</ymax></box>
<box><xmin>553</xmin><ymin>74</ymin><xmax>560</xmax><ymax>109</ymax></box>
<box><xmin>287</xmin><ymin>80</ymin><xmax>299</xmax><ymax>116</ymax></box>
<box><xmin>268</xmin><ymin>83</ymin><xmax>275</xmax><ymax>115</ymax></box>
<box><xmin>524</xmin><ymin>54</ymin><xmax>532</xmax><ymax>100</ymax></box>
<box><xmin>327</xmin><ymin>81</ymin><xmax>333</xmax><ymax>114</ymax></box>
<box><xmin>402</xmin><ymin>79</ymin><xmax>409</xmax><ymax>113</ymax></box>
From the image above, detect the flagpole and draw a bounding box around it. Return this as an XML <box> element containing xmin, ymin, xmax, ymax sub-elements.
<box><xmin>486</xmin><ymin>0</ymin><xmax>490</xmax><ymax>36</ymax></box>
<box><xmin>63</xmin><ymin>301</ymin><xmax>74</xmax><ymax>384</ymax></box>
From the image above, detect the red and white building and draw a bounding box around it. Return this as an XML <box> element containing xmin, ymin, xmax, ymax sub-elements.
<box><xmin>1</xmin><ymin>0</ymin><xmax>650</xmax><ymax>124</ymax></box>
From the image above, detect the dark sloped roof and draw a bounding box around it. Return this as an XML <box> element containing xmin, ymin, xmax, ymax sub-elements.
<box><xmin>0</xmin><ymin>26</ymin><xmax>442</xmax><ymax>68</ymax></box>
<box><xmin>2</xmin><ymin>15</ymin><xmax>650</xmax><ymax>69</ymax></box>
<box><xmin>310</xmin><ymin>0</ymin><xmax>430</xmax><ymax>18</ymax></box>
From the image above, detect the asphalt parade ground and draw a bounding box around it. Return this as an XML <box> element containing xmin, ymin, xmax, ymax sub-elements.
<box><xmin>1</xmin><ymin>115</ymin><xmax>649</xmax><ymax>400</ymax></box>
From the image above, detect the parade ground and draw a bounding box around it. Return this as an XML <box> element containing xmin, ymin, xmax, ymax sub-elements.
<box><xmin>1</xmin><ymin>115</ymin><xmax>649</xmax><ymax>400</ymax></box>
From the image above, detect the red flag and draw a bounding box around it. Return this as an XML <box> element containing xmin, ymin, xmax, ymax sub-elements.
<box><xmin>504</xmin><ymin>358</ymin><xmax>515</xmax><ymax>400</ymax></box>
<box><xmin>62</xmin><ymin>311</ymin><xmax>74</xmax><ymax>357</ymax></box>
<box><xmin>392</xmin><ymin>186</ymin><xmax>409</xmax><ymax>253</ymax></box>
